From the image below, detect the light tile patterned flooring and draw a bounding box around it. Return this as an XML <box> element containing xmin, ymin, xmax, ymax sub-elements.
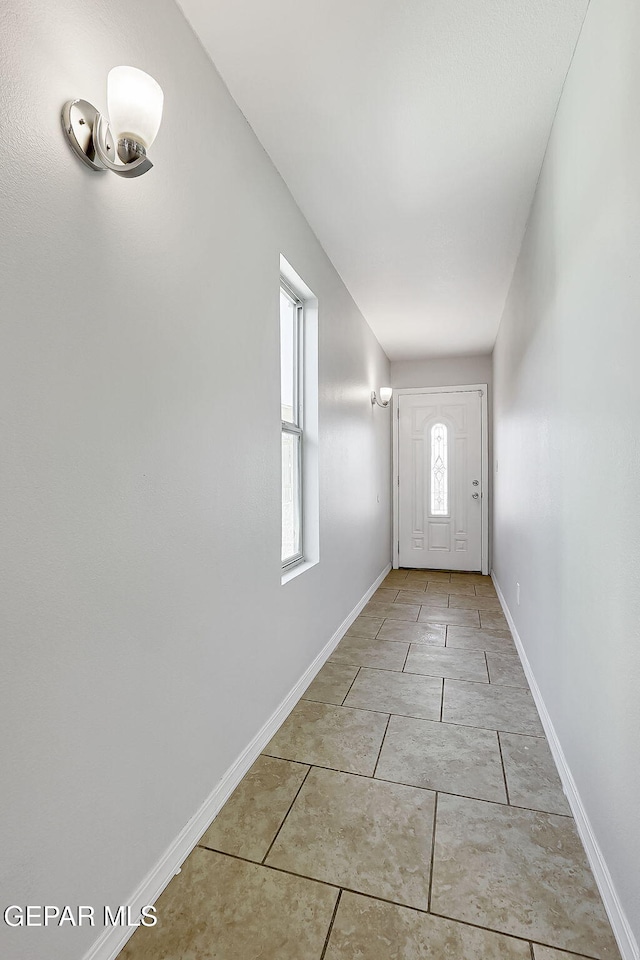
<box><xmin>119</xmin><ymin>569</ymin><xmax>620</xmax><ymax>960</ymax></box>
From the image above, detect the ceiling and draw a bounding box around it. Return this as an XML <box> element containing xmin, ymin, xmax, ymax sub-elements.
<box><xmin>178</xmin><ymin>0</ymin><xmax>588</xmax><ymax>360</ymax></box>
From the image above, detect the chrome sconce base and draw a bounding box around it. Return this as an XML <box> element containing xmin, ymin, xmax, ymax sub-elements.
<box><xmin>62</xmin><ymin>99</ymin><xmax>153</xmax><ymax>178</ymax></box>
<box><xmin>371</xmin><ymin>390</ymin><xmax>392</xmax><ymax>408</ymax></box>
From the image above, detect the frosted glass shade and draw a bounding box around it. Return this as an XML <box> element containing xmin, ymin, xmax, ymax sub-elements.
<box><xmin>379</xmin><ymin>387</ymin><xmax>393</xmax><ymax>405</ymax></box>
<box><xmin>107</xmin><ymin>66</ymin><xmax>163</xmax><ymax>149</ymax></box>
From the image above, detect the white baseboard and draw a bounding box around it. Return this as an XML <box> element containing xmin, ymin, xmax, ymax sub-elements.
<box><xmin>83</xmin><ymin>562</ymin><xmax>391</xmax><ymax>960</ymax></box>
<box><xmin>491</xmin><ymin>572</ymin><xmax>639</xmax><ymax>960</ymax></box>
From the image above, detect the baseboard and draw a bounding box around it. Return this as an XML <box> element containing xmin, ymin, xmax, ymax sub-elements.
<box><xmin>83</xmin><ymin>562</ymin><xmax>391</xmax><ymax>960</ymax></box>
<box><xmin>491</xmin><ymin>572</ymin><xmax>639</xmax><ymax>960</ymax></box>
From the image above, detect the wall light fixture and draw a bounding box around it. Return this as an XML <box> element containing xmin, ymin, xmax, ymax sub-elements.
<box><xmin>62</xmin><ymin>66</ymin><xmax>164</xmax><ymax>178</ymax></box>
<box><xmin>371</xmin><ymin>387</ymin><xmax>393</xmax><ymax>408</ymax></box>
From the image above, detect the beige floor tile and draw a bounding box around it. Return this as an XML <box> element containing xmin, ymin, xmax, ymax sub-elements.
<box><xmin>403</xmin><ymin>570</ymin><xmax>431</xmax><ymax>582</ymax></box>
<box><xmin>362</xmin><ymin>600</ymin><xmax>420</xmax><ymax>621</ymax></box>
<box><xmin>324</xmin><ymin>891</ymin><xmax>530</xmax><ymax>960</ymax></box>
<box><xmin>199</xmin><ymin>756</ymin><xmax>309</xmax><ymax>862</ymax></box>
<box><xmin>533</xmin><ymin>948</ymin><xmax>600</xmax><ymax>960</ymax></box>
<box><xmin>487</xmin><ymin>651</ymin><xmax>528</xmax><ymax>688</ymax></box>
<box><xmin>264</xmin><ymin>700</ymin><xmax>388</xmax><ymax>775</ymax></box>
<box><xmin>369</xmin><ymin>584</ymin><xmax>402</xmax><ymax>603</ymax></box>
<box><xmin>443</xmin><ymin>679</ymin><xmax>544</xmax><ymax>736</ymax></box>
<box><xmin>330</xmin><ymin>635</ymin><xmax>409</xmax><ymax>671</ymax></box>
<box><xmin>429</xmin><ymin>580</ymin><xmax>477</xmax><ymax>597</ymax></box>
<box><xmin>431</xmin><ymin>795</ymin><xmax>619</xmax><ymax>958</ymax></box>
<box><xmin>422</xmin><ymin>582</ymin><xmax>452</xmax><ymax>597</ymax></box>
<box><xmin>406</xmin><ymin>570</ymin><xmax>451</xmax><ymax>583</ymax></box>
<box><xmin>345</xmin><ymin>616</ymin><xmax>383</xmax><ymax>639</ymax></box>
<box><xmin>450</xmin><ymin>572</ymin><xmax>490</xmax><ymax>584</ymax></box>
<box><xmin>303</xmin><ymin>661</ymin><xmax>360</xmax><ymax>705</ymax></box>
<box><xmin>446</xmin><ymin>625</ymin><xmax>515</xmax><ymax>652</ymax></box>
<box><xmin>419</xmin><ymin>605</ymin><xmax>481</xmax><ymax>627</ymax></box>
<box><xmin>372</xmin><ymin>587</ymin><xmax>400</xmax><ymax>602</ymax></box>
<box><xmin>118</xmin><ymin>847</ymin><xmax>337</xmax><ymax>960</ymax></box>
<box><xmin>480</xmin><ymin>610</ymin><xmax>510</xmax><ymax>630</ymax></box>
<box><xmin>344</xmin><ymin>667</ymin><xmax>442</xmax><ymax>720</ymax></box>
<box><xmin>500</xmin><ymin>732</ymin><xmax>571</xmax><ymax>815</ymax></box>
<box><xmin>405</xmin><ymin>645</ymin><xmax>488</xmax><ymax>683</ymax></box>
<box><xmin>396</xmin><ymin>579</ymin><xmax>427</xmax><ymax>593</ymax></box>
<box><xmin>448</xmin><ymin>594</ymin><xmax>503</xmax><ymax>611</ymax></box>
<box><xmin>377</xmin><ymin>620</ymin><xmax>446</xmax><ymax>645</ymax></box>
<box><xmin>396</xmin><ymin>588</ymin><xmax>443</xmax><ymax>605</ymax></box>
<box><xmin>381</xmin><ymin>575</ymin><xmax>409</xmax><ymax>590</ymax></box>
<box><xmin>376</xmin><ymin>716</ymin><xmax>507</xmax><ymax>803</ymax></box>
<box><xmin>474</xmin><ymin>581</ymin><xmax>498</xmax><ymax>597</ymax></box>
<box><xmin>266</xmin><ymin>768</ymin><xmax>435</xmax><ymax>909</ymax></box>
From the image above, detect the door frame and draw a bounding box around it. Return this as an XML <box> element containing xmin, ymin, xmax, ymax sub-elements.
<box><xmin>392</xmin><ymin>384</ymin><xmax>489</xmax><ymax>574</ymax></box>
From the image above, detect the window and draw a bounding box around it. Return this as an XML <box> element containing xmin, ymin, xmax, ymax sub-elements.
<box><xmin>430</xmin><ymin>423</ymin><xmax>448</xmax><ymax>516</ymax></box>
<box><xmin>281</xmin><ymin>281</ymin><xmax>304</xmax><ymax>566</ymax></box>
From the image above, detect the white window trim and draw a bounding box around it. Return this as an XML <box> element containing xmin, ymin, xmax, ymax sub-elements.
<box><xmin>280</xmin><ymin>256</ymin><xmax>319</xmax><ymax>584</ymax></box>
<box><xmin>281</xmin><ymin>279</ymin><xmax>305</xmax><ymax>570</ymax></box>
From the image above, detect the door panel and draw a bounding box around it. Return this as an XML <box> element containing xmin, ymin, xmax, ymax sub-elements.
<box><xmin>398</xmin><ymin>391</ymin><xmax>483</xmax><ymax>570</ymax></box>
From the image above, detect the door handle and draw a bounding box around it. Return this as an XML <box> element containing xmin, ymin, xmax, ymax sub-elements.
<box><xmin>472</xmin><ymin>492</ymin><xmax>480</xmax><ymax>499</ymax></box>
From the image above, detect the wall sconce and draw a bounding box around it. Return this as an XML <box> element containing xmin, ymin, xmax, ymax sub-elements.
<box><xmin>62</xmin><ymin>66</ymin><xmax>163</xmax><ymax>178</ymax></box>
<box><xmin>371</xmin><ymin>387</ymin><xmax>393</xmax><ymax>408</ymax></box>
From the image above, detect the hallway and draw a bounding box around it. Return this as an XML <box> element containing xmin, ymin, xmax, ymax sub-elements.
<box><xmin>119</xmin><ymin>570</ymin><xmax>619</xmax><ymax>960</ymax></box>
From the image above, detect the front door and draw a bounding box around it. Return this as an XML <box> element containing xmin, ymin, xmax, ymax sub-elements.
<box><xmin>398</xmin><ymin>390</ymin><xmax>483</xmax><ymax>571</ymax></box>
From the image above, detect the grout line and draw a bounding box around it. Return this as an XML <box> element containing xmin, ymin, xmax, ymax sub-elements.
<box><xmin>300</xmin><ymin>699</ymin><xmax>404</xmax><ymax>718</ymax></box>
<box><xmin>303</xmin><ymin>695</ymin><xmax>346</xmax><ymax>706</ymax></box>
<box><xmin>402</xmin><ymin>667</ymin><xmax>489</xmax><ymax>684</ymax></box>
<box><xmin>198</xmin><ymin>845</ymin><xmax>341</xmax><ymax>888</ymax></box>
<box><xmin>529</xmin><ymin>943</ymin><xmax>536</xmax><ymax>960</ymax></box>
<box><xmin>262</xmin><ymin>700</ymin><xmax>546</xmax><ymax>740</ymax></box>
<box><xmin>319</xmin><ymin>890</ymin><xmax>342</xmax><ymax>960</ymax></box>
<box><xmin>484</xmin><ymin>650</ymin><xmax>490</xmax><ymax>683</ymax></box>
<box><xmin>375</xmin><ymin>781</ymin><xmax>572</xmax><ymax>815</ymax></box>
<box><xmin>496</xmin><ymin>731</ymin><xmax>511</xmax><ymax>805</ymax></box>
<box><xmin>199</xmin><ymin>848</ymin><xmax>576</xmax><ymax>960</ymax></box>
<box><xmin>428</xmin><ymin>906</ymin><xmax>608</xmax><ymax>960</ymax></box>
<box><xmin>197</xmin><ymin>847</ymin><xmax>602</xmax><ymax>960</ymax></box>
<box><xmin>340</xmin><ymin>666</ymin><xmax>362</xmax><ymax>706</ymax></box>
<box><xmin>264</xmin><ymin>701</ymin><xmax>544</xmax><ymax>738</ymax></box>
<box><xmin>198</xmin><ymin>846</ymin><xmax>521</xmax><ymax>945</ymax></box>
<box><xmin>258</xmin><ymin>754</ymin><xmax>569</xmax><ymax>815</ymax></box>
<box><xmin>401</xmin><ymin>643</ymin><xmax>411</xmax><ymax>673</ymax></box>
<box><xmin>324</xmin><ymin>658</ymin><xmax>406</xmax><ymax>673</ymax></box>
<box><xmin>261</xmin><ymin>764</ymin><xmax>312</xmax><ymax>865</ymax></box>
<box><xmin>371</xmin><ymin>638</ymin><xmax>441</xmax><ymax>646</ymax></box>
<box><xmin>277</xmin><ymin>700</ymin><xmax>439</xmax><ymax>721</ymax></box>
<box><xmin>427</xmin><ymin>792</ymin><xmax>439</xmax><ymax>911</ymax></box>
<box><xmin>346</xmin><ymin>662</ymin><xmax>444</xmax><ymax>676</ymax></box>
<box><xmin>372</xmin><ymin>714</ymin><xmax>392</xmax><ymax>778</ymax></box>
<box><xmin>439</xmin><ymin>678</ymin><xmax>445</xmax><ymax>721</ymax></box>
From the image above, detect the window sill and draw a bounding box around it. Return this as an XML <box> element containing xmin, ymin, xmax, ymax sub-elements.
<box><xmin>281</xmin><ymin>557</ymin><xmax>319</xmax><ymax>585</ymax></box>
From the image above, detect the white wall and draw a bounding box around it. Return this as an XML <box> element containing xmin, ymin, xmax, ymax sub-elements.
<box><xmin>492</xmin><ymin>0</ymin><xmax>640</xmax><ymax>950</ymax></box>
<box><xmin>0</xmin><ymin>3</ymin><xmax>391</xmax><ymax>958</ymax></box>
<box><xmin>391</xmin><ymin>355</ymin><xmax>492</xmax><ymax>391</ymax></box>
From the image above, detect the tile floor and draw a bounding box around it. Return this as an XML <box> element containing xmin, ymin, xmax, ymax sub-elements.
<box><xmin>119</xmin><ymin>570</ymin><xmax>620</xmax><ymax>960</ymax></box>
